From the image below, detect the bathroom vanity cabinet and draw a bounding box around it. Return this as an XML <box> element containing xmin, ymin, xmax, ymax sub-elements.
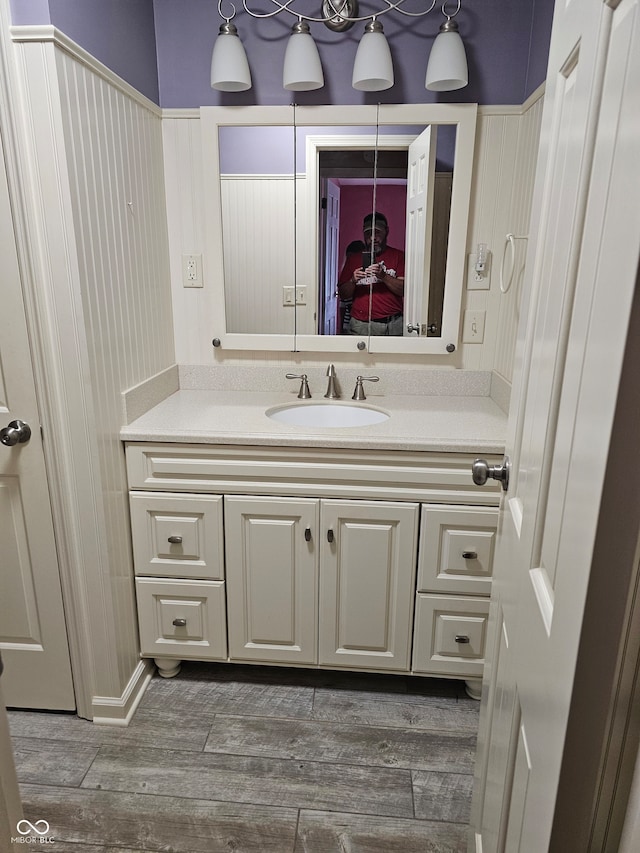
<box><xmin>125</xmin><ymin>441</ymin><xmax>500</xmax><ymax>696</ymax></box>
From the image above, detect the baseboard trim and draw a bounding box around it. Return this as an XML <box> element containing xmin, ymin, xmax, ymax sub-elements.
<box><xmin>91</xmin><ymin>659</ymin><xmax>153</xmax><ymax>726</ymax></box>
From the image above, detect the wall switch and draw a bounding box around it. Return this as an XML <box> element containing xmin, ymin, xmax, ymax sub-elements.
<box><xmin>467</xmin><ymin>251</ymin><xmax>491</xmax><ymax>290</ymax></box>
<box><xmin>283</xmin><ymin>285</ymin><xmax>295</xmax><ymax>306</ymax></box>
<box><xmin>295</xmin><ymin>286</ymin><xmax>307</xmax><ymax>305</ymax></box>
<box><xmin>182</xmin><ymin>254</ymin><xmax>203</xmax><ymax>287</ymax></box>
<box><xmin>462</xmin><ymin>310</ymin><xmax>486</xmax><ymax>343</ymax></box>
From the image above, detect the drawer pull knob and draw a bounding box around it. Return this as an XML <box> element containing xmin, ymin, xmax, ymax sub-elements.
<box><xmin>327</xmin><ymin>529</ymin><xmax>334</xmax><ymax>543</ymax></box>
<box><xmin>462</xmin><ymin>550</ymin><xmax>478</xmax><ymax>560</ymax></box>
<box><xmin>455</xmin><ymin>635</ymin><xmax>470</xmax><ymax>644</ymax></box>
<box><xmin>305</xmin><ymin>527</ymin><xmax>312</xmax><ymax>542</ymax></box>
<box><xmin>172</xmin><ymin>618</ymin><xmax>187</xmax><ymax>627</ymax></box>
<box><xmin>167</xmin><ymin>536</ymin><xmax>183</xmax><ymax>544</ymax></box>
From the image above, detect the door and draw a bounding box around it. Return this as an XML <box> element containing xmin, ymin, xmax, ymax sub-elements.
<box><xmin>224</xmin><ymin>495</ymin><xmax>319</xmax><ymax>664</ymax></box>
<box><xmin>0</xmin><ymin>123</ymin><xmax>74</xmax><ymax>710</ymax></box>
<box><xmin>472</xmin><ymin>0</ymin><xmax>640</xmax><ymax>849</ymax></box>
<box><xmin>319</xmin><ymin>499</ymin><xmax>419</xmax><ymax>671</ymax></box>
<box><xmin>403</xmin><ymin>125</ymin><xmax>437</xmax><ymax>335</ymax></box>
<box><xmin>321</xmin><ymin>179</ymin><xmax>340</xmax><ymax>335</ymax></box>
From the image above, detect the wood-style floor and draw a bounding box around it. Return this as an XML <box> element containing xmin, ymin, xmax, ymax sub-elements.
<box><xmin>8</xmin><ymin>662</ymin><xmax>479</xmax><ymax>852</ymax></box>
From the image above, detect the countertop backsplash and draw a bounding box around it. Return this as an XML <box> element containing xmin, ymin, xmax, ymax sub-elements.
<box><xmin>122</xmin><ymin>364</ymin><xmax>511</xmax><ymax>427</ymax></box>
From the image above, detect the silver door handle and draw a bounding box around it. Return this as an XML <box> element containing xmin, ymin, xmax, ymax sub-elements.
<box><xmin>0</xmin><ymin>419</ymin><xmax>31</xmax><ymax>446</ymax></box>
<box><xmin>472</xmin><ymin>456</ymin><xmax>510</xmax><ymax>491</ymax></box>
<box><xmin>167</xmin><ymin>536</ymin><xmax>183</xmax><ymax>544</ymax></box>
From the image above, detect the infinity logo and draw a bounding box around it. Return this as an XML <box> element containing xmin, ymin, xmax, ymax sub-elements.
<box><xmin>16</xmin><ymin>819</ymin><xmax>50</xmax><ymax>836</ymax></box>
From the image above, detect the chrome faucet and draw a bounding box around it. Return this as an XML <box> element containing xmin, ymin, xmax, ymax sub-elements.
<box><xmin>324</xmin><ymin>364</ymin><xmax>340</xmax><ymax>399</ymax></box>
<box><xmin>286</xmin><ymin>373</ymin><xmax>312</xmax><ymax>399</ymax></box>
<box><xmin>352</xmin><ymin>375</ymin><xmax>379</xmax><ymax>401</ymax></box>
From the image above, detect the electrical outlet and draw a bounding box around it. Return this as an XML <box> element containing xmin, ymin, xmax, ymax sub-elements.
<box><xmin>462</xmin><ymin>310</ymin><xmax>486</xmax><ymax>343</ymax></box>
<box><xmin>283</xmin><ymin>286</ymin><xmax>295</xmax><ymax>306</ymax></box>
<box><xmin>182</xmin><ymin>254</ymin><xmax>203</xmax><ymax>287</ymax></box>
<box><xmin>295</xmin><ymin>286</ymin><xmax>306</xmax><ymax>305</ymax></box>
<box><xmin>467</xmin><ymin>251</ymin><xmax>491</xmax><ymax>290</ymax></box>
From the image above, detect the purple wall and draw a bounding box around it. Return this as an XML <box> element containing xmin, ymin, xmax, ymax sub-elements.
<box><xmin>525</xmin><ymin>0</ymin><xmax>557</xmax><ymax>97</ymax></box>
<box><xmin>10</xmin><ymin>0</ymin><xmax>159</xmax><ymax>103</ymax></box>
<box><xmin>10</xmin><ymin>1</ymin><xmax>556</xmax><ymax>108</ymax></box>
<box><xmin>10</xmin><ymin>1</ymin><xmax>51</xmax><ymax>24</ymax></box>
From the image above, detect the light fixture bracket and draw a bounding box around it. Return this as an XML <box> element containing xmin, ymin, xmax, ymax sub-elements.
<box><xmin>321</xmin><ymin>0</ymin><xmax>359</xmax><ymax>32</ymax></box>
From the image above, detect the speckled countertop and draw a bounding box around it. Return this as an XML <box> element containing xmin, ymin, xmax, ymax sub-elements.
<box><xmin>120</xmin><ymin>389</ymin><xmax>507</xmax><ymax>454</ymax></box>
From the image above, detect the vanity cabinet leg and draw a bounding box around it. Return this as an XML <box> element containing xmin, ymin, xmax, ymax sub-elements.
<box><xmin>465</xmin><ymin>678</ymin><xmax>482</xmax><ymax>700</ymax></box>
<box><xmin>154</xmin><ymin>657</ymin><xmax>181</xmax><ymax>678</ymax></box>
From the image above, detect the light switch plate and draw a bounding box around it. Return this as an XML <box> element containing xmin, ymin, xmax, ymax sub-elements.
<box><xmin>462</xmin><ymin>310</ymin><xmax>486</xmax><ymax>343</ymax></box>
<box><xmin>283</xmin><ymin>286</ymin><xmax>295</xmax><ymax>306</ymax></box>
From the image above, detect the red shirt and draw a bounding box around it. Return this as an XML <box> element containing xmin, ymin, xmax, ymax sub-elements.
<box><xmin>338</xmin><ymin>246</ymin><xmax>405</xmax><ymax>321</ymax></box>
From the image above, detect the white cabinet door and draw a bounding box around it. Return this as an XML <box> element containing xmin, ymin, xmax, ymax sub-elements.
<box><xmin>224</xmin><ymin>495</ymin><xmax>319</xmax><ymax>664</ymax></box>
<box><xmin>319</xmin><ymin>499</ymin><xmax>419</xmax><ymax>671</ymax></box>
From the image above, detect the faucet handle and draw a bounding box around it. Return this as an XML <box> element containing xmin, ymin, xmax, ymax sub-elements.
<box><xmin>286</xmin><ymin>373</ymin><xmax>312</xmax><ymax>399</ymax></box>
<box><xmin>326</xmin><ymin>363</ymin><xmax>336</xmax><ymax>376</ymax></box>
<box><xmin>352</xmin><ymin>375</ymin><xmax>379</xmax><ymax>401</ymax></box>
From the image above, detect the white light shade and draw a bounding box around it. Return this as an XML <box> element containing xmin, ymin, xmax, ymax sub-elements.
<box><xmin>425</xmin><ymin>21</ymin><xmax>468</xmax><ymax>92</ymax></box>
<box><xmin>211</xmin><ymin>23</ymin><xmax>252</xmax><ymax>92</ymax></box>
<box><xmin>352</xmin><ymin>20</ymin><xmax>394</xmax><ymax>91</ymax></box>
<box><xmin>283</xmin><ymin>22</ymin><xmax>324</xmax><ymax>91</ymax></box>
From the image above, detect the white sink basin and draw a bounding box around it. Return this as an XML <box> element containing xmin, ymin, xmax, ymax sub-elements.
<box><xmin>266</xmin><ymin>402</ymin><xmax>389</xmax><ymax>428</ymax></box>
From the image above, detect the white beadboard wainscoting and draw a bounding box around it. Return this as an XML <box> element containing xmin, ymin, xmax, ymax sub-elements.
<box><xmin>163</xmin><ymin>91</ymin><xmax>543</xmax><ymax>379</ymax></box>
<box><xmin>10</xmin><ymin>26</ymin><xmax>174</xmax><ymax>720</ymax></box>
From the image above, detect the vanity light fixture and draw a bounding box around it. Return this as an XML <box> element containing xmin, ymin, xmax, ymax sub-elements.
<box><xmin>425</xmin><ymin>2</ymin><xmax>469</xmax><ymax>91</ymax></box>
<box><xmin>210</xmin><ymin>0</ymin><xmax>468</xmax><ymax>93</ymax></box>
<box><xmin>210</xmin><ymin>18</ymin><xmax>252</xmax><ymax>91</ymax></box>
<box><xmin>283</xmin><ymin>19</ymin><xmax>325</xmax><ymax>91</ymax></box>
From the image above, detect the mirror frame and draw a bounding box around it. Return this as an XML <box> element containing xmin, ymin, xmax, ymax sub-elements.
<box><xmin>201</xmin><ymin>103</ymin><xmax>477</xmax><ymax>355</ymax></box>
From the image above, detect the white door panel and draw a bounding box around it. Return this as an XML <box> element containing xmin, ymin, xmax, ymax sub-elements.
<box><xmin>404</xmin><ymin>126</ymin><xmax>436</xmax><ymax>332</ymax></box>
<box><xmin>0</xmin><ymin>121</ymin><xmax>74</xmax><ymax>710</ymax></box>
<box><xmin>472</xmin><ymin>0</ymin><xmax>640</xmax><ymax>848</ymax></box>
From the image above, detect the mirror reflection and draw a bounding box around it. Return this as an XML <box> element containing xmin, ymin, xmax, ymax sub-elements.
<box><xmin>219</xmin><ymin>122</ymin><xmax>297</xmax><ymax>336</ymax></box>
<box><xmin>219</xmin><ymin>121</ymin><xmax>456</xmax><ymax>338</ymax></box>
<box><xmin>204</xmin><ymin>104</ymin><xmax>477</xmax><ymax>355</ymax></box>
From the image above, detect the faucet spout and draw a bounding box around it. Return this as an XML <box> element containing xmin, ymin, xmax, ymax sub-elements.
<box><xmin>324</xmin><ymin>364</ymin><xmax>340</xmax><ymax>399</ymax></box>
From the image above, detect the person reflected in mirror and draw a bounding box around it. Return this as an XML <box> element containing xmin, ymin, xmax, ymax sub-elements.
<box><xmin>338</xmin><ymin>212</ymin><xmax>405</xmax><ymax>336</ymax></box>
<box><xmin>339</xmin><ymin>239</ymin><xmax>366</xmax><ymax>334</ymax></box>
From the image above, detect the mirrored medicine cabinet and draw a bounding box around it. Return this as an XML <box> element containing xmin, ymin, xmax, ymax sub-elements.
<box><xmin>201</xmin><ymin>103</ymin><xmax>477</xmax><ymax>354</ymax></box>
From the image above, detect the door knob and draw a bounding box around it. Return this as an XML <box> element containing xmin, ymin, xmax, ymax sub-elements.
<box><xmin>0</xmin><ymin>420</ymin><xmax>31</xmax><ymax>447</ymax></box>
<box><xmin>472</xmin><ymin>456</ymin><xmax>510</xmax><ymax>491</ymax></box>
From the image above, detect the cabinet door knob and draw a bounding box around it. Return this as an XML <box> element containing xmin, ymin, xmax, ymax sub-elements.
<box><xmin>327</xmin><ymin>529</ymin><xmax>334</xmax><ymax>543</ymax></box>
<box><xmin>167</xmin><ymin>536</ymin><xmax>183</xmax><ymax>544</ymax></box>
<box><xmin>172</xmin><ymin>618</ymin><xmax>187</xmax><ymax>627</ymax></box>
<box><xmin>455</xmin><ymin>635</ymin><xmax>470</xmax><ymax>644</ymax></box>
<box><xmin>462</xmin><ymin>550</ymin><xmax>478</xmax><ymax>560</ymax></box>
<box><xmin>305</xmin><ymin>527</ymin><xmax>312</xmax><ymax>542</ymax></box>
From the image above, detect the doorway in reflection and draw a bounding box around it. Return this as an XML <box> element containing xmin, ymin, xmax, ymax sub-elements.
<box><xmin>318</xmin><ymin>148</ymin><xmax>452</xmax><ymax>337</ymax></box>
<box><xmin>318</xmin><ymin>148</ymin><xmax>407</xmax><ymax>335</ymax></box>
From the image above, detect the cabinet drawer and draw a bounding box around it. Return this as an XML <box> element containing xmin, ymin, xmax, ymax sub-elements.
<box><xmin>136</xmin><ymin>578</ymin><xmax>227</xmax><ymax>659</ymax></box>
<box><xmin>130</xmin><ymin>492</ymin><xmax>224</xmax><ymax>579</ymax></box>
<box><xmin>412</xmin><ymin>594</ymin><xmax>489</xmax><ymax>678</ymax></box>
<box><xmin>417</xmin><ymin>505</ymin><xmax>498</xmax><ymax>595</ymax></box>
